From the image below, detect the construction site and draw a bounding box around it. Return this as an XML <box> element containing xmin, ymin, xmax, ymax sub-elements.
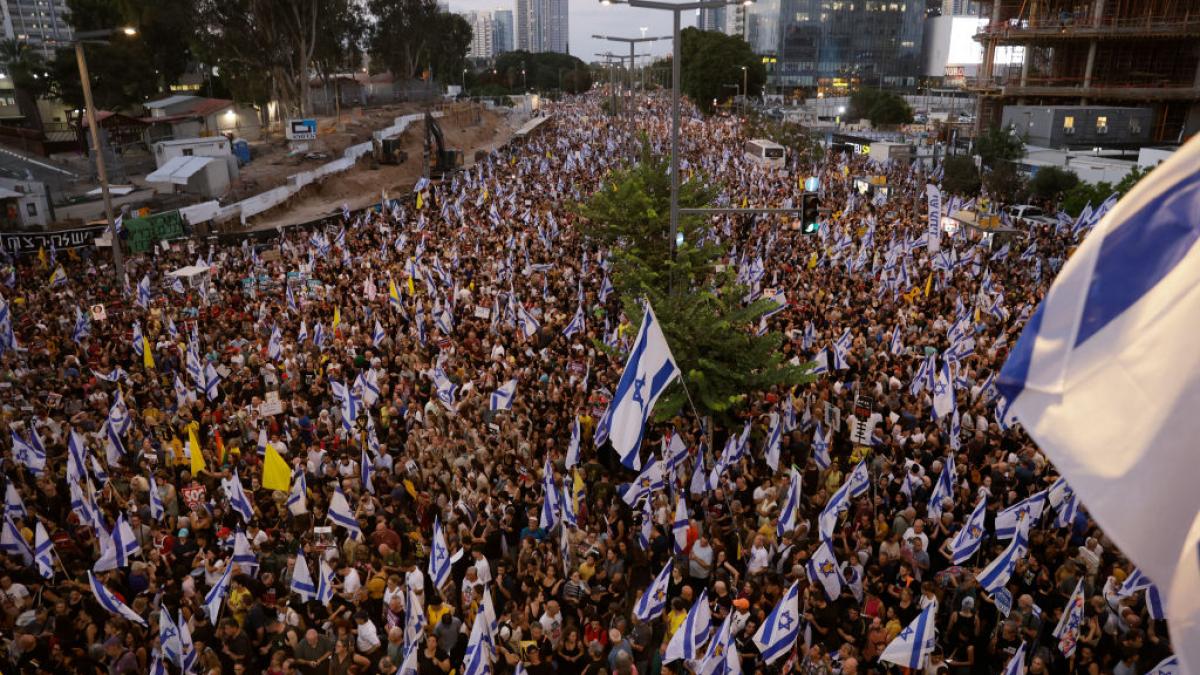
<box><xmin>970</xmin><ymin>0</ymin><xmax>1200</xmax><ymax>142</ymax></box>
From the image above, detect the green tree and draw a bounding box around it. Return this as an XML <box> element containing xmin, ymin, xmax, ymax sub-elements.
<box><xmin>744</xmin><ymin>113</ymin><xmax>824</xmax><ymax>165</ymax></box>
<box><xmin>1060</xmin><ymin>165</ymin><xmax>1149</xmax><ymax>216</ymax></box>
<box><xmin>368</xmin><ymin>0</ymin><xmax>471</xmax><ymax>84</ymax></box>
<box><xmin>983</xmin><ymin>161</ymin><xmax>1026</xmax><ymax>203</ymax></box>
<box><xmin>942</xmin><ymin>156</ymin><xmax>981</xmax><ymax>196</ymax></box>
<box><xmin>975</xmin><ymin>125</ymin><xmax>1025</xmax><ymax>168</ymax></box>
<box><xmin>1027</xmin><ymin>166</ymin><xmax>1078</xmax><ymax>201</ymax></box>
<box><xmin>679</xmin><ymin>27</ymin><xmax>765</xmax><ymax>114</ymax></box>
<box><xmin>51</xmin><ymin>0</ymin><xmax>165</xmax><ymax>114</ymax></box>
<box><xmin>0</xmin><ymin>40</ymin><xmax>52</xmax><ymax>130</ymax></box>
<box><xmin>578</xmin><ymin>141</ymin><xmax>814</xmax><ymax>422</ymax></box>
<box><xmin>493</xmin><ymin>51</ymin><xmax>590</xmax><ymax>93</ymax></box>
<box><xmin>848</xmin><ymin>89</ymin><xmax>913</xmax><ymax>126</ymax></box>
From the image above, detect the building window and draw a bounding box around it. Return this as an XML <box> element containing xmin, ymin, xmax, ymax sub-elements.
<box><xmin>1063</xmin><ymin>116</ymin><xmax>1075</xmax><ymax>134</ymax></box>
<box><xmin>1096</xmin><ymin>116</ymin><xmax>1108</xmax><ymax>133</ymax></box>
<box><xmin>25</xmin><ymin>202</ymin><xmax>36</xmax><ymax>217</ymax></box>
<box><xmin>183</xmin><ymin>149</ymin><xmax>194</xmax><ymax>156</ymax></box>
<box><xmin>1129</xmin><ymin>117</ymin><xmax>1142</xmax><ymax>135</ymax></box>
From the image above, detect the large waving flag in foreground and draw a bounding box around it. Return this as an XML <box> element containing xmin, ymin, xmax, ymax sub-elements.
<box><xmin>753</xmin><ymin>580</ymin><xmax>801</xmax><ymax>664</ymax></box>
<box><xmin>593</xmin><ymin>304</ymin><xmax>681</xmax><ymax>469</ymax></box>
<box><xmin>995</xmin><ymin>135</ymin><xmax>1200</xmax><ymax>670</ymax></box>
<box><xmin>880</xmin><ymin>604</ymin><xmax>936</xmax><ymax>669</ymax></box>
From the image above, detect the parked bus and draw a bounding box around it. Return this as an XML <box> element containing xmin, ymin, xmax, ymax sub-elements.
<box><xmin>744</xmin><ymin>139</ymin><xmax>785</xmax><ymax>168</ymax></box>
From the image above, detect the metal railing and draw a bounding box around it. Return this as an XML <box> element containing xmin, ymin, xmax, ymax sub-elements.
<box><xmin>976</xmin><ymin>14</ymin><xmax>1200</xmax><ymax>39</ymax></box>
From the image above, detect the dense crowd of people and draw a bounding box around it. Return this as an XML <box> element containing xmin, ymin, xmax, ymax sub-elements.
<box><xmin>0</xmin><ymin>94</ymin><xmax>1174</xmax><ymax>675</ymax></box>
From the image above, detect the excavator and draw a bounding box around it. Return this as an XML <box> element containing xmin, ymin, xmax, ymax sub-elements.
<box><xmin>423</xmin><ymin>111</ymin><xmax>463</xmax><ymax>178</ymax></box>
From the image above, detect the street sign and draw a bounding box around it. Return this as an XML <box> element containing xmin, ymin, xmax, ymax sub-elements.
<box><xmin>286</xmin><ymin>118</ymin><xmax>318</xmax><ymax>141</ymax></box>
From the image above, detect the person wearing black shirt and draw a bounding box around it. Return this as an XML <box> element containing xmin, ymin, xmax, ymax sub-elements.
<box><xmin>416</xmin><ymin>633</ymin><xmax>451</xmax><ymax>675</ymax></box>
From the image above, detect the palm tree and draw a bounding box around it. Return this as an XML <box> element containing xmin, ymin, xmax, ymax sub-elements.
<box><xmin>0</xmin><ymin>39</ymin><xmax>50</xmax><ymax>131</ymax></box>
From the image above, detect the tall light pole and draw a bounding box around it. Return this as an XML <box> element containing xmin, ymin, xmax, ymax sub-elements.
<box><xmin>599</xmin><ymin>0</ymin><xmax>756</xmax><ymax>265</ymax></box>
<box><xmin>73</xmin><ymin>27</ymin><xmax>137</xmax><ymax>286</ymax></box>
<box><xmin>592</xmin><ymin>33</ymin><xmax>669</xmax><ymax>100</ymax></box>
<box><xmin>462</xmin><ymin>68</ymin><xmax>468</xmax><ymax>92</ymax></box>
<box><xmin>741</xmin><ymin>65</ymin><xmax>748</xmax><ymax>115</ymax></box>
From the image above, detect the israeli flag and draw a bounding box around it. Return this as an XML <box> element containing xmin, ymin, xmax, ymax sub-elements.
<box><xmin>203</xmin><ymin>363</ymin><xmax>221</xmax><ymax>401</ymax></box>
<box><xmin>113</xmin><ymin>514</ymin><xmax>141</xmax><ymax>568</ymax></box>
<box><xmin>72</xmin><ymin>306</ymin><xmax>90</xmax><ymax>343</ymax></box>
<box><xmin>327</xmin><ymin>486</ymin><xmax>361</xmax><ymax>538</ymax></box>
<box><xmin>226</xmin><ymin>471</ymin><xmax>255</xmax><ymax>522</ymax></box>
<box><xmin>977</xmin><ymin>519</ymin><xmax>1030</xmax><ymax>594</ymax></box>
<box><xmin>634</xmin><ymin>561</ymin><xmax>672</xmax><ymax>623</ymax></box>
<box><xmin>931</xmin><ymin>360</ymin><xmax>955</xmax><ymax>421</ymax></box>
<box><xmin>88</xmin><ymin>571</ymin><xmax>147</xmax><ymax>625</ymax></box>
<box><xmin>879</xmin><ymin>604</ymin><xmax>937</xmax><ymax>669</ymax></box>
<box><xmin>4</xmin><ymin>483</ymin><xmax>25</xmax><ymax>519</ymax></box>
<box><xmin>776</xmin><ymin>467</ymin><xmax>802</xmax><ymax>539</ymax></box>
<box><xmin>431</xmin><ymin>367</ymin><xmax>458</xmax><ymax>411</ymax></box>
<box><xmin>429</xmin><ymin>516</ymin><xmax>452</xmax><ymax>590</ymax></box>
<box><xmin>462</xmin><ymin>611</ymin><xmax>493</xmax><ymax>675</ymax></box>
<box><xmin>297</xmin><ymin>320</ymin><xmax>308</xmax><ymax>343</ymax></box>
<box><xmin>10</xmin><ymin>428</ymin><xmax>45</xmax><ymax>476</ymax></box>
<box><xmin>565</xmin><ymin>417</ymin><xmax>581</xmax><ymax>469</ymax></box>
<box><xmin>268</xmin><ymin>325</ymin><xmax>282</xmax><ymax>361</ymax></box>
<box><xmin>1053</xmin><ymin>579</ymin><xmax>1086</xmax><ymax>657</ymax></box>
<box><xmin>159</xmin><ymin>605</ymin><xmax>183</xmax><ymax>667</ymax></box>
<box><xmin>360</xmin><ymin>447</ymin><xmax>374</xmax><ymax>495</ymax></box>
<box><xmin>812</xmin><ymin>422</ymin><xmax>831</xmax><ymax>470</ymax></box>
<box><xmin>316</xmin><ymin>559</ymin><xmax>336</xmax><ymax>605</ymax></box>
<box><xmin>689</xmin><ymin>451</ymin><xmax>707</xmax><ymax>496</ymax></box>
<box><xmin>950</xmin><ymin>503</ymin><xmax>989</xmax><ymax>561</ymax></box>
<box><xmin>671</xmin><ymin>496</ymin><xmax>689</xmax><ymax>554</ymax></box>
<box><xmin>489</xmin><ymin>379</ymin><xmax>517</xmax><ymax>412</ymax></box>
<box><xmin>290</xmin><ymin>549</ymin><xmax>317</xmax><ymax>601</ymax></box>
<box><xmin>0</xmin><ymin>513</ymin><xmax>31</xmax><ymax>563</ymax></box>
<box><xmin>563</xmin><ymin>304</ymin><xmax>586</xmax><ymax>338</ymax></box>
<box><xmin>995</xmin><ymin>491</ymin><xmax>1046</xmax><ymax>539</ymax></box>
<box><xmin>599</xmin><ymin>274</ymin><xmax>613</xmax><ymax>302</ymax></box>
<box><xmin>539</xmin><ymin>459</ymin><xmax>560</xmax><ymax>530</ymax></box>
<box><xmin>232</xmin><ymin>529</ymin><xmax>257</xmax><ymax>574</ymax></box>
<box><xmin>1144</xmin><ymin>655</ymin><xmax>1179</xmax><ymax>675</ymax></box>
<box><xmin>927</xmin><ymin>454</ymin><xmax>956</xmax><ymax>520</ymax></box>
<box><xmin>994</xmin><ymin>138</ymin><xmax>1200</xmax><ymax>669</ymax></box>
<box><xmin>204</xmin><ymin>559</ymin><xmax>233</xmax><ymax>623</ymax></box>
<box><xmin>287</xmin><ymin>472</ymin><xmax>308</xmax><ymax>516</ymax></box>
<box><xmin>753</xmin><ymin>580</ymin><xmax>801</xmax><ymax>665</ymax></box>
<box><xmin>1001</xmin><ymin>642</ymin><xmax>1028</xmax><ymax>675</ymax></box>
<box><xmin>560</xmin><ymin>484</ymin><xmax>578</xmax><ymax>529</ymax></box>
<box><xmin>637</xmin><ymin>496</ymin><xmax>653</xmax><ymax>551</ymax></box>
<box><xmin>664</xmin><ymin>589</ymin><xmax>712</xmax><ymax>662</ymax></box>
<box><xmin>136</xmin><ymin>274</ymin><xmax>152</xmax><ymax>308</ymax></box>
<box><xmin>371</xmin><ymin>319</ymin><xmax>386</xmax><ymax>348</ymax></box>
<box><xmin>807</xmin><ymin>539</ymin><xmax>846</xmax><ymax>601</ymax></box>
<box><xmin>764</xmin><ymin>412</ymin><xmax>783</xmax><ymax>471</ymax></box>
<box><xmin>34</xmin><ymin>522</ymin><xmax>53</xmax><ymax>579</ymax></box>
<box><xmin>593</xmin><ymin>304</ymin><xmax>680</xmax><ymax>470</ymax></box>
<box><xmin>619</xmin><ymin>455</ymin><xmax>665</xmax><ymax>506</ymax></box>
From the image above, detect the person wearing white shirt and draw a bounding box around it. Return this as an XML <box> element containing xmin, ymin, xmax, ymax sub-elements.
<box><xmin>354</xmin><ymin>610</ymin><xmax>381</xmax><ymax>655</ymax></box>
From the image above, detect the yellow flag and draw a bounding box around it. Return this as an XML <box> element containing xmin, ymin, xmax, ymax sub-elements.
<box><xmin>741</xmin><ymin>196</ymin><xmax>748</xmax><ymax>208</ymax></box>
<box><xmin>262</xmin><ymin>444</ymin><xmax>291</xmax><ymax>492</ymax></box>
<box><xmin>407</xmin><ymin>273</ymin><xmax>415</xmax><ymax>296</ymax></box>
<box><xmin>37</xmin><ymin>246</ymin><xmax>47</xmax><ymax>267</ymax></box>
<box><xmin>188</xmin><ymin>428</ymin><xmax>206</xmax><ymax>475</ymax></box>
<box><xmin>572</xmin><ymin>469</ymin><xmax>585</xmax><ymax>513</ymax></box>
<box><xmin>388</xmin><ymin>279</ymin><xmax>401</xmax><ymax>306</ymax></box>
<box><xmin>142</xmin><ymin>336</ymin><xmax>155</xmax><ymax>369</ymax></box>
<box><xmin>416</xmin><ymin>192</ymin><xmax>424</xmax><ymax>210</ymax></box>
<box><xmin>924</xmin><ymin>272</ymin><xmax>934</xmax><ymax>297</ymax></box>
<box><xmin>808</xmin><ymin>251</ymin><xmax>818</xmax><ymax>269</ymax></box>
<box><xmin>332</xmin><ymin>306</ymin><xmax>341</xmax><ymax>328</ymax></box>
<box><xmin>974</xmin><ymin>305</ymin><xmax>981</xmax><ymax>324</ymax></box>
<box><xmin>482</xmin><ymin>188</ymin><xmax>488</xmax><ymax>201</ymax></box>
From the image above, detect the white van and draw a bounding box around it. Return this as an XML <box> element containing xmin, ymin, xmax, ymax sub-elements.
<box><xmin>745</xmin><ymin>139</ymin><xmax>786</xmax><ymax>168</ymax></box>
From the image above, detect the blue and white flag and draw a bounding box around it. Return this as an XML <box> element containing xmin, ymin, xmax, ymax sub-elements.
<box><xmin>327</xmin><ymin>486</ymin><xmax>361</xmax><ymax>538</ymax></box>
<box><xmin>619</xmin><ymin>455</ymin><xmax>665</xmax><ymax>506</ymax></box>
<box><xmin>88</xmin><ymin>571</ymin><xmax>146</xmax><ymax>625</ymax></box>
<box><xmin>697</xmin><ymin>614</ymin><xmax>737</xmax><ymax>675</ymax></box>
<box><xmin>461</xmin><ymin>610</ymin><xmax>493</xmax><ymax>675</ymax></box>
<box><xmin>226</xmin><ymin>471</ymin><xmax>255</xmax><ymax>522</ymax></box>
<box><xmin>515</xmin><ymin>301</ymin><xmax>540</xmax><ymax>339</ymax></box>
<box><xmin>1053</xmin><ymin>579</ymin><xmax>1086</xmax><ymax>657</ymax></box>
<box><xmin>560</xmin><ymin>484</ymin><xmax>577</xmax><ymax>529</ymax></box>
<box><xmin>927</xmin><ymin>454</ymin><xmax>956</xmax><ymax>520</ymax></box>
<box><xmin>565</xmin><ymin>416</ymin><xmax>581</xmax><ymax>469</ymax></box>
<box><xmin>361</xmin><ymin>447</ymin><xmax>374</xmax><ymax>495</ymax></box>
<box><xmin>10</xmin><ymin>428</ymin><xmax>45</xmax><ymax>476</ymax></box>
<box><xmin>664</xmin><ymin>589</ymin><xmax>712</xmax><ymax>662</ymax></box>
<box><xmin>880</xmin><ymin>604</ymin><xmax>937</xmax><ymax>669</ymax></box>
<box><xmin>72</xmin><ymin>306</ymin><xmax>90</xmax><ymax>343</ymax></box>
<box><xmin>995</xmin><ymin>491</ymin><xmax>1046</xmax><ymax>539</ymax></box>
<box><xmin>316</xmin><ymin>559</ymin><xmax>336</xmax><ymax>605</ymax></box>
<box><xmin>807</xmin><ymin>539</ymin><xmax>845</xmax><ymax>601</ymax></box>
<box><xmin>994</xmin><ymin>136</ymin><xmax>1200</xmax><ymax>669</ymax></box>
<box><xmin>1118</xmin><ymin>567</ymin><xmax>1153</xmax><ymax>598</ymax></box>
<box><xmin>1145</xmin><ymin>655</ymin><xmax>1180</xmax><ymax>675</ymax></box>
<box><xmin>203</xmin><ymin>362</ymin><xmax>221</xmax><ymax>400</ymax></box>
<box><xmin>932</xmin><ymin>359</ymin><xmax>955</xmax><ymax>420</ymax></box>
<box><xmin>1001</xmin><ymin>641</ymin><xmax>1027</xmax><ymax>675</ymax></box>
<box><xmin>204</xmin><ymin>559</ymin><xmax>233</xmax><ymax>623</ymax></box>
<box><xmin>287</xmin><ymin>472</ymin><xmax>308</xmax><ymax>516</ymax></box>
<box><xmin>4</xmin><ymin>483</ymin><xmax>25</xmax><ymax>519</ymax></box>
<box><xmin>672</xmin><ymin>496</ymin><xmax>689</xmax><ymax>554</ymax></box>
<box><xmin>33</xmin><ymin>522</ymin><xmax>53</xmax><ymax>579</ymax></box>
<box><xmin>599</xmin><ymin>274</ymin><xmax>614</xmax><ymax>303</ymax></box>
<box><xmin>136</xmin><ymin>275</ymin><xmax>151</xmax><ymax>308</ymax></box>
<box><xmin>777</xmin><ymin>466</ymin><xmax>802</xmax><ymax>539</ymax></box>
<box><xmin>593</xmin><ymin>304</ymin><xmax>681</xmax><ymax>470</ymax></box>
<box><xmin>753</xmin><ymin>580</ymin><xmax>801</xmax><ymax>665</ymax></box>
<box><xmin>634</xmin><ymin>561</ymin><xmax>673</xmax><ymax>622</ymax></box>
<box><xmin>977</xmin><ymin>518</ymin><xmax>1029</xmax><ymax>594</ymax></box>
<box><xmin>489</xmin><ymin>378</ymin><xmax>517</xmax><ymax>412</ymax></box>
<box><xmin>290</xmin><ymin>550</ymin><xmax>317</xmax><ymax>601</ymax></box>
<box><xmin>812</xmin><ymin>422</ymin><xmax>831</xmax><ymax>470</ymax></box>
<box><xmin>429</xmin><ymin>516</ymin><xmax>452</xmax><ymax>590</ymax></box>
<box><xmin>563</xmin><ymin>304</ymin><xmax>586</xmax><ymax>338</ymax></box>
<box><xmin>951</xmin><ymin>495</ymin><xmax>988</xmax><ymax>564</ymax></box>
<box><xmin>689</xmin><ymin>451</ymin><xmax>707</xmax><ymax>496</ymax></box>
<box><xmin>177</xmin><ymin>609</ymin><xmax>197</xmax><ymax>672</ymax></box>
<box><xmin>539</xmin><ymin>459</ymin><xmax>560</xmax><ymax>530</ymax></box>
<box><xmin>637</xmin><ymin>496</ymin><xmax>653</xmax><ymax>551</ymax></box>
<box><xmin>764</xmin><ymin>411</ymin><xmax>783</xmax><ymax>471</ymax></box>
<box><xmin>0</xmin><ymin>513</ymin><xmax>31</xmax><ymax>563</ymax></box>
<box><xmin>113</xmin><ymin>514</ymin><xmax>140</xmax><ymax>568</ymax></box>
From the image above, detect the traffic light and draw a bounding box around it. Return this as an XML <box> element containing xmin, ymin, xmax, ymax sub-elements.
<box><xmin>800</xmin><ymin>192</ymin><xmax>821</xmax><ymax>234</ymax></box>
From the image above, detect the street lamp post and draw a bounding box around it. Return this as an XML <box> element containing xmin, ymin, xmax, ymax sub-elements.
<box><xmin>462</xmin><ymin>68</ymin><xmax>468</xmax><ymax>92</ymax></box>
<box><xmin>741</xmin><ymin>65</ymin><xmax>748</xmax><ymax>115</ymax></box>
<box><xmin>73</xmin><ymin>27</ymin><xmax>137</xmax><ymax>286</ymax></box>
<box><xmin>599</xmin><ymin>0</ymin><xmax>755</xmax><ymax>265</ymax></box>
<box><xmin>592</xmin><ymin>33</ymin><xmax>669</xmax><ymax>104</ymax></box>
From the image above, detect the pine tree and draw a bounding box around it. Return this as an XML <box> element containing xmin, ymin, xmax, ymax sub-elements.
<box><xmin>578</xmin><ymin>141</ymin><xmax>814</xmax><ymax>424</ymax></box>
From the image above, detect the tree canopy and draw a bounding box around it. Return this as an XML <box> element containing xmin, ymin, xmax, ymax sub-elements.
<box><xmin>368</xmin><ymin>0</ymin><xmax>472</xmax><ymax>84</ymax></box>
<box><xmin>678</xmin><ymin>28</ymin><xmax>765</xmax><ymax>114</ymax></box>
<box><xmin>491</xmin><ymin>51</ymin><xmax>592</xmax><ymax>94</ymax></box>
<box><xmin>975</xmin><ymin>125</ymin><xmax>1026</xmax><ymax>168</ymax></box>
<box><xmin>941</xmin><ymin>156</ymin><xmax>981</xmax><ymax>196</ymax></box>
<box><xmin>847</xmin><ymin>89</ymin><xmax>913</xmax><ymax>127</ymax></box>
<box><xmin>577</xmin><ymin>140</ymin><xmax>814</xmax><ymax>423</ymax></box>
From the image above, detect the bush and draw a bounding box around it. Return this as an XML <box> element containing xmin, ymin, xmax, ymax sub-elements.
<box><xmin>942</xmin><ymin>156</ymin><xmax>980</xmax><ymax>196</ymax></box>
<box><xmin>848</xmin><ymin>89</ymin><xmax>913</xmax><ymax>126</ymax></box>
<box><xmin>1028</xmin><ymin>166</ymin><xmax>1079</xmax><ymax>201</ymax></box>
<box><xmin>984</xmin><ymin>162</ymin><xmax>1026</xmax><ymax>203</ymax></box>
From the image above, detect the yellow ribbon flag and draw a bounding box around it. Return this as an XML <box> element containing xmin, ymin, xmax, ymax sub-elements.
<box><xmin>572</xmin><ymin>469</ymin><xmax>585</xmax><ymax>514</ymax></box>
<box><xmin>416</xmin><ymin>192</ymin><xmax>424</xmax><ymax>210</ymax></box>
<box><xmin>808</xmin><ymin>251</ymin><xmax>819</xmax><ymax>269</ymax></box>
<box><xmin>923</xmin><ymin>273</ymin><xmax>934</xmax><ymax>298</ymax></box>
<box><xmin>332</xmin><ymin>306</ymin><xmax>341</xmax><ymax>328</ymax></box>
<box><xmin>142</xmin><ymin>336</ymin><xmax>155</xmax><ymax>369</ymax></box>
<box><xmin>741</xmin><ymin>196</ymin><xmax>748</xmax><ymax>208</ymax></box>
<box><xmin>188</xmin><ymin>428</ymin><xmax>206</xmax><ymax>475</ymax></box>
<box><xmin>262</xmin><ymin>443</ymin><xmax>291</xmax><ymax>492</ymax></box>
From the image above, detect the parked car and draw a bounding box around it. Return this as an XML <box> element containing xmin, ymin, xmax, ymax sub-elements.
<box><xmin>1003</xmin><ymin>204</ymin><xmax>1056</xmax><ymax>227</ymax></box>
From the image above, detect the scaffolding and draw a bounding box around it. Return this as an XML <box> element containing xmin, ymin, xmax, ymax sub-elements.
<box><xmin>971</xmin><ymin>0</ymin><xmax>1200</xmax><ymax>142</ymax></box>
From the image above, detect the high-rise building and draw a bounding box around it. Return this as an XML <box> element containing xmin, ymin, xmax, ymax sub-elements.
<box><xmin>698</xmin><ymin>4</ymin><xmax>748</xmax><ymax>39</ymax></box>
<box><xmin>0</xmin><ymin>0</ymin><xmax>73</xmax><ymax>59</ymax></box>
<box><xmin>698</xmin><ymin>6</ymin><xmax>726</xmax><ymax>32</ymax></box>
<box><xmin>494</xmin><ymin>9</ymin><xmax>514</xmax><ymax>54</ymax></box>
<box><xmin>746</xmin><ymin>0</ymin><xmax>925</xmax><ymax>93</ymax></box>
<box><xmin>464</xmin><ymin>11</ymin><xmax>496</xmax><ymax>60</ymax></box>
<box><xmin>969</xmin><ymin>0</ymin><xmax>1200</xmax><ymax>142</ymax></box>
<box><xmin>515</xmin><ymin>0</ymin><xmax>568</xmax><ymax>54</ymax></box>
<box><xmin>942</xmin><ymin>0</ymin><xmax>981</xmax><ymax>16</ymax></box>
